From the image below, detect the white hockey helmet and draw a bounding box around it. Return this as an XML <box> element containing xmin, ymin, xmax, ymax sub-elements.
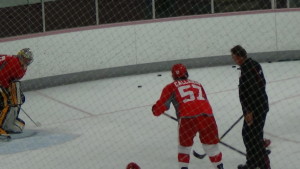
<box><xmin>17</xmin><ymin>48</ymin><xmax>33</xmax><ymax>66</ymax></box>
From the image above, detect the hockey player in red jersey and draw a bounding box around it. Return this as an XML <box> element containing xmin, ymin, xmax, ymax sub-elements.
<box><xmin>0</xmin><ymin>48</ymin><xmax>33</xmax><ymax>138</ymax></box>
<box><xmin>126</xmin><ymin>162</ymin><xmax>141</xmax><ymax>169</ymax></box>
<box><xmin>152</xmin><ymin>64</ymin><xmax>224</xmax><ymax>169</ymax></box>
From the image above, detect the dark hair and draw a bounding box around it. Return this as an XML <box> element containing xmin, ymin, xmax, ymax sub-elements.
<box><xmin>176</xmin><ymin>73</ymin><xmax>189</xmax><ymax>80</ymax></box>
<box><xmin>231</xmin><ymin>45</ymin><xmax>247</xmax><ymax>58</ymax></box>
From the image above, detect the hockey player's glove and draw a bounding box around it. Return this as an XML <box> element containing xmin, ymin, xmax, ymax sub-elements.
<box><xmin>152</xmin><ymin>105</ymin><xmax>156</xmax><ymax>115</ymax></box>
<box><xmin>152</xmin><ymin>104</ymin><xmax>167</xmax><ymax>116</ymax></box>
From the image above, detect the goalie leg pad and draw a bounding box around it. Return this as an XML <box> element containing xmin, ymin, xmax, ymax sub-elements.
<box><xmin>9</xmin><ymin>81</ymin><xmax>23</xmax><ymax>106</ymax></box>
<box><xmin>15</xmin><ymin>118</ymin><xmax>25</xmax><ymax>131</ymax></box>
<box><xmin>0</xmin><ymin>88</ymin><xmax>9</xmax><ymax>130</ymax></box>
<box><xmin>2</xmin><ymin>107</ymin><xmax>24</xmax><ymax>133</ymax></box>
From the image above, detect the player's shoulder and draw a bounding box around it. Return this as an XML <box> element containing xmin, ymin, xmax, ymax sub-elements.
<box><xmin>0</xmin><ymin>54</ymin><xmax>9</xmax><ymax>58</ymax></box>
<box><xmin>0</xmin><ymin>55</ymin><xmax>16</xmax><ymax>60</ymax></box>
<box><xmin>247</xmin><ymin>58</ymin><xmax>261</xmax><ymax>66</ymax></box>
<box><xmin>248</xmin><ymin>58</ymin><xmax>263</xmax><ymax>71</ymax></box>
<box><xmin>242</xmin><ymin>58</ymin><xmax>258</xmax><ymax>70</ymax></box>
<box><xmin>162</xmin><ymin>82</ymin><xmax>176</xmax><ymax>92</ymax></box>
<box><xmin>0</xmin><ymin>55</ymin><xmax>13</xmax><ymax>63</ymax></box>
<box><xmin>7</xmin><ymin>55</ymin><xmax>20</xmax><ymax>64</ymax></box>
<box><xmin>165</xmin><ymin>82</ymin><xmax>174</xmax><ymax>89</ymax></box>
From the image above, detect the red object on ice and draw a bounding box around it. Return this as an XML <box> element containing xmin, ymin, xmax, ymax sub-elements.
<box><xmin>264</xmin><ymin>138</ymin><xmax>271</xmax><ymax>148</ymax></box>
<box><xmin>126</xmin><ymin>162</ymin><xmax>141</xmax><ymax>169</ymax></box>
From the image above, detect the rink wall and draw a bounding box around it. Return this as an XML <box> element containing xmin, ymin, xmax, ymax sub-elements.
<box><xmin>0</xmin><ymin>9</ymin><xmax>300</xmax><ymax>91</ymax></box>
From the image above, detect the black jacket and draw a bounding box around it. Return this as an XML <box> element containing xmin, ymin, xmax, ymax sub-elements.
<box><xmin>239</xmin><ymin>58</ymin><xmax>269</xmax><ymax>115</ymax></box>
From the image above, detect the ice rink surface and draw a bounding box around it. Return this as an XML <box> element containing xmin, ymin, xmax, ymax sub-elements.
<box><xmin>1</xmin><ymin>60</ymin><xmax>300</xmax><ymax>169</ymax></box>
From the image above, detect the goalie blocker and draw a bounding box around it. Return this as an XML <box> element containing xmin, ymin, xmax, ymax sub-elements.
<box><xmin>0</xmin><ymin>81</ymin><xmax>26</xmax><ymax>135</ymax></box>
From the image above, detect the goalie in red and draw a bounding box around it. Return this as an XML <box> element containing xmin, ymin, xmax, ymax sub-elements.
<box><xmin>0</xmin><ymin>48</ymin><xmax>33</xmax><ymax>139</ymax></box>
<box><xmin>152</xmin><ymin>64</ymin><xmax>224</xmax><ymax>169</ymax></box>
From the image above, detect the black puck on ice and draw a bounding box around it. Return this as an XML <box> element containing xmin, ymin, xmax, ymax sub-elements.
<box><xmin>232</xmin><ymin>65</ymin><xmax>236</xmax><ymax>68</ymax></box>
<box><xmin>157</xmin><ymin>74</ymin><xmax>162</xmax><ymax>76</ymax></box>
<box><xmin>138</xmin><ymin>85</ymin><xmax>142</xmax><ymax>88</ymax></box>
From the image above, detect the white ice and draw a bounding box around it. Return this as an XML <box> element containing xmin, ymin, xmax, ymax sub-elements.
<box><xmin>1</xmin><ymin>60</ymin><xmax>300</xmax><ymax>169</ymax></box>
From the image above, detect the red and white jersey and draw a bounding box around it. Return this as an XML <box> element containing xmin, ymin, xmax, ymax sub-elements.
<box><xmin>0</xmin><ymin>55</ymin><xmax>26</xmax><ymax>88</ymax></box>
<box><xmin>153</xmin><ymin>79</ymin><xmax>213</xmax><ymax>118</ymax></box>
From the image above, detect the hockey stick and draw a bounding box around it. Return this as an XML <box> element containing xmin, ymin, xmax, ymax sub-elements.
<box><xmin>219</xmin><ymin>141</ymin><xmax>246</xmax><ymax>156</ymax></box>
<box><xmin>193</xmin><ymin>115</ymin><xmax>244</xmax><ymax>159</ymax></box>
<box><xmin>163</xmin><ymin>113</ymin><xmax>178</xmax><ymax>121</ymax></box>
<box><xmin>163</xmin><ymin>113</ymin><xmax>246</xmax><ymax>158</ymax></box>
<box><xmin>20</xmin><ymin>108</ymin><xmax>42</xmax><ymax>127</ymax></box>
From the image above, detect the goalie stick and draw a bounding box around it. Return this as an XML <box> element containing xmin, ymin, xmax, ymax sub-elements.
<box><xmin>20</xmin><ymin>108</ymin><xmax>42</xmax><ymax>127</ymax></box>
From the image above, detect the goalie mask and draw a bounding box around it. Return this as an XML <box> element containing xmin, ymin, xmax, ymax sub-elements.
<box><xmin>17</xmin><ymin>48</ymin><xmax>33</xmax><ymax>66</ymax></box>
<box><xmin>171</xmin><ymin>63</ymin><xmax>189</xmax><ymax>80</ymax></box>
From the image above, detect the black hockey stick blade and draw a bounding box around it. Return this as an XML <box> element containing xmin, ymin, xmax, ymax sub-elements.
<box><xmin>193</xmin><ymin>150</ymin><xmax>206</xmax><ymax>159</ymax></box>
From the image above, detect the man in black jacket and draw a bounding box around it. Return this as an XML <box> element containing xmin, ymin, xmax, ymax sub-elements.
<box><xmin>231</xmin><ymin>45</ymin><xmax>271</xmax><ymax>169</ymax></box>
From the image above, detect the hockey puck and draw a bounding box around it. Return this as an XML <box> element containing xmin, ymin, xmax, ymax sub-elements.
<box><xmin>138</xmin><ymin>85</ymin><xmax>142</xmax><ymax>88</ymax></box>
<box><xmin>232</xmin><ymin>65</ymin><xmax>236</xmax><ymax>68</ymax></box>
<box><xmin>157</xmin><ymin>74</ymin><xmax>162</xmax><ymax>76</ymax></box>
